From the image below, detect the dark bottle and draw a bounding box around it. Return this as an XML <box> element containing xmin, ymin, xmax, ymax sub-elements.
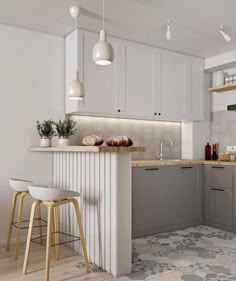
<box><xmin>205</xmin><ymin>143</ymin><xmax>211</xmax><ymax>160</ymax></box>
<box><xmin>212</xmin><ymin>143</ymin><xmax>218</xmax><ymax>160</ymax></box>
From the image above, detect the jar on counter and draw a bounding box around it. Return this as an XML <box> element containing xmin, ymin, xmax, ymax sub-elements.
<box><xmin>233</xmin><ymin>74</ymin><xmax>236</xmax><ymax>84</ymax></box>
<box><xmin>213</xmin><ymin>71</ymin><xmax>224</xmax><ymax>86</ymax></box>
<box><xmin>230</xmin><ymin>154</ymin><xmax>235</xmax><ymax>161</ymax></box>
<box><xmin>225</xmin><ymin>75</ymin><xmax>230</xmax><ymax>85</ymax></box>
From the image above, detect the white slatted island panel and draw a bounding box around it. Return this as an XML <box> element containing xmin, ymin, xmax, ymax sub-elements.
<box><xmin>32</xmin><ymin>146</ymin><xmax>144</xmax><ymax>277</ymax></box>
<box><xmin>53</xmin><ymin>152</ymin><xmax>131</xmax><ymax>276</ymax></box>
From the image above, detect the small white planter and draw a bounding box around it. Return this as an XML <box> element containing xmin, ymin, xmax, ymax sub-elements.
<box><xmin>40</xmin><ymin>137</ymin><xmax>52</xmax><ymax>147</ymax></box>
<box><xmin>58</xmin><ymin>137</ymin><xmax>70</xmax><ymax>147</ymax></box>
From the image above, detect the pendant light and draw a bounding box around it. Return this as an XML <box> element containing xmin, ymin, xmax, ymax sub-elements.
<box><xmin>92</xmin><ymin>0</ymin><xmax>114</xmax><ymax>65</ymax></box>
<box><xmin>68</xmin><ymin>6</ymin><xmax>85</xmax><ymax>100</ymax></box>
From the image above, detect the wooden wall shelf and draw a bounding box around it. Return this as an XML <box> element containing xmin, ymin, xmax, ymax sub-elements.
<box><xmin>208</xmin><ymin>83</ymin><xmax>236</xmax><ymax>93</ymax></box>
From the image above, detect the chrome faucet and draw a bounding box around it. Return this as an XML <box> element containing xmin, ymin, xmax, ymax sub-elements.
<box><xmin>158</xmin><ymin>139</ymin><xmax>173</xmax><ymax>160</ymax></box>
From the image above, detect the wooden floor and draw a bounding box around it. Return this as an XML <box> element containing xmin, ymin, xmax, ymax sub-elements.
<box><xmin>0</xmin><ymin>243</ymin><xmax>183</xmax><ymax>281</ymax></box>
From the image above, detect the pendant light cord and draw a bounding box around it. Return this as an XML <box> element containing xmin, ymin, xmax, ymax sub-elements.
<box><xmin>103</xmin><ymin>0</ymin><xmax>105</xmax><ymax>30</ymax></box>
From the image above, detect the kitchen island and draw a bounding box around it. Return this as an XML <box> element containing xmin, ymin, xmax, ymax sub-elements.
<box><xmin>31</xmin><ymin>146</ymin><xmax>144</xmax><ymax>277</ymax></box>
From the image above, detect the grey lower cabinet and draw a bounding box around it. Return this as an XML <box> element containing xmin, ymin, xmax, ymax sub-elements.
<box><xmin>204</xmin><ymin>165</ymin><xmax>233</xmax><ymax>229</ymax></box>
<box><xmin>132</xmin><ymin>165</ymin><xmax>203</xmax><ymax>238</ymax></box>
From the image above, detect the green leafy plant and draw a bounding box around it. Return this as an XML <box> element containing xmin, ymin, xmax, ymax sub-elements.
<box><xmin>36</xmin><ymin>120</ymin><xmax>55</xmax><ymax>138</ymax></box>
<box><xmin>54</xmin><ymin>119</ymin><xmax>77</xmax><ymax>138</ymax></box>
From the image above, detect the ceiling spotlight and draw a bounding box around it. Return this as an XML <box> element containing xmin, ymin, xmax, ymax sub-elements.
<box><xmin>166</xmin><ymin>19</ymin><xmax>171</xmax><ymax>40</ymax></box>
<box><xmin>220</xmin><ymin>25</ymin><xmax>231</xmax><ymax>42</ymax></box>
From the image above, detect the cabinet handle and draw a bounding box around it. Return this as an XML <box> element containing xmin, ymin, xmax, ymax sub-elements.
<box><xmin>211</xmin><ymin>187</ymin><xmax>225</xmax><ymax>192</ymax></box>
<box><xmin>117</xmin><ymin>109</ymin><xmax>121</xmax><ymax>112</ymax></box>
<box><xmin>211</xmin><ymin>166</ymin><xmax>224</xmax><ymax>169</ymax></box>
<box><xmin>154</xmin><ymin>112</ymin><xmax>157</xmax><ymax>116</ymax></box>
<box><xmin>158</xmin><ymin>113</ymin><xmax>161</xmax><ymax>116</ymax></box>
<box><xmin>145</xmin><ymin>168</ymin><xmax>159</xmax><ymax>171</ymax></box>
<box><xmin>181</xmin><ymin>166</ymin><xmax>193</xmax><ymax>169</ymax></box>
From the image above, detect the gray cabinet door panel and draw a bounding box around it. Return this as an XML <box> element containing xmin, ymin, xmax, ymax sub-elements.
<box><xmin>205</xmin><ymin>187</ymin><xmax>232</xmax><ymax>226</ymax></box>
<box><xmin>132</xmin><ymin>166</ymin><xmax>203</xmax><ymax>238</ymax></box>
<box><xmin>233</xmin><ymin>167</ymin><xmax>236</xmax><ymax>227</ymax></box>
<box><xmin>207</xmin><ymin>166</ymin><xmax>232</xmax><ymax>189</ymax></box>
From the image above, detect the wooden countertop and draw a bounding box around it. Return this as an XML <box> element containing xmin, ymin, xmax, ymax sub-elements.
<box><xmin>31</xmin><ymin>146</ymin><xmax>145</xmax><ymax>153</ymax></box>
<box><xmin>132</xmin><ymin>159</ymin><xmax>236</xmax><ymax>167</ymax></box>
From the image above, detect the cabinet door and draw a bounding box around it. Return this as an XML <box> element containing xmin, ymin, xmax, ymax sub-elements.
<box><xmin>191</xmin><ymin>58</ymin><xmax>204</xmax><ymax>120</ymax></box>
<box><xmin>124</xmin><ymin>42</ymin><xmax>161</xmax><ymax>118</ymax></box>
<box><xmin>161</xmin><ymin>51</ymin><xmax>191</xmax><ymax>120</ymax></box>
<box><xmin>81</xmin><ymin>31</ymin><xmax>124</xmax><ymax>114</ymax></box>
<box><xmin>207</xmin><ymin>166</ymin><xmax>232</xmax><ymax>189</ymax></box>
<box><xmin>132</xmin><ymin>166</ymin><xmax>202</xmax><ymax>238</ymax></box>
<box><xmin>205</xmin><ymin>187</ymin><xmax>232</xmax><ymax>226</ymax></box>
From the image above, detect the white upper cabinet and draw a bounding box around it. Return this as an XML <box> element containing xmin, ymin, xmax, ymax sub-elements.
<box><xmin>123</xmin><ymin>42</ymin><xmax>161</xmax><ymax>118</ymax></box>
<box><xmin>160</xmin><ymin>50</ymin><xmax>191</xmax><ymax>120</ymax></box>
<box><xmin>81</xmin><ymin>31</ymin><xmax>124</xmax><ymax>115</ymax></box>
<box><xmin>65</xmin><ymin>29</ymin><xmax>204</xmax><ymax>121</ymax></box>
<box><xmin>65</xmin><ymin>30</ymin><xmax>124</xmax><ymax>115</ymax></box>
<box><xmin>191</xmin><ymin>57</ymin><xmax>204</xmax><ymax>120</ymax></box>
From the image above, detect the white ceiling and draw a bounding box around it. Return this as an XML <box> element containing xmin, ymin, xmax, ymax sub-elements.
<box><xmin>1</xmin><ymin>0</ymin><xmax>236</xmax><ymax>58</ymax></box>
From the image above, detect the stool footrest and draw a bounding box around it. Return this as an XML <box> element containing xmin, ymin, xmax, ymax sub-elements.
<box><xmin>31</xmin><ymin>231</ymin><xmax>81</xmax><ymax>247</ymax></box>
<box><xmin>12</xmin><ymin>218</ymin><xmax>47</xmax><ymax>230</ymax></box>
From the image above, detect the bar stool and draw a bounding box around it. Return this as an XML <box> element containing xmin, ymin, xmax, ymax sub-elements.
<box><xmin>6</xmin><ymin>179</ymin><xmax>44</xmax><ymax>259</ymax></box>
<box><xmin>23</xmin><ymin>184</ymin><xmax>90</xmax><ymax>281</ymax></box>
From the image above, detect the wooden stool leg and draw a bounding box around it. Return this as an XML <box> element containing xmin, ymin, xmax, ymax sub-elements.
<box><xmin>23</xmin><ymin>200</ymin><xmax>40</xmax><ymax>275</ymax></box>
<box><xmin>72</xmin><ymin>199</ymin><xmax>90</xmax><ymax>273</ymax></box>
<box><xmin>15</xmin><ymin>192</ymin><xmax>29</xmax><ymax>259</ymax></box>
<box><xmin>50</xmin><ymin>208</ymin><xmax>57</xmax><ymax>258</ymax></box>
<box><xmin>37</xmin><ymin>203</ymin><xmax>43</xmax><ymax>244</ymax></box>
<box><xmin>54</xmin><ymin>206</ymin><xmax>60</xmax><ymax>260</ymax></box>
<box><xmin>6</xmin><ymin>191</ymin><xmax>21</xmax><ymax>251</ymax></box>
<box><xmin>45</xmin><ymin>204</ymin><xmax>53</xmax><ymax>281</ymax></box>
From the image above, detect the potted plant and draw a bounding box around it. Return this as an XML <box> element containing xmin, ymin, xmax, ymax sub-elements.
<box><xmin>54</xmin><ymin>118</ymin><xmax>77</xmax><ymax>146</ymax></box>
<box><xmin>36</xmin><ymin>120</ymin><xmax>55</xmax><ymax>147</ymax></box>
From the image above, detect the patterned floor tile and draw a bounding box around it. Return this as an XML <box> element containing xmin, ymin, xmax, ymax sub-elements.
<box><xmin>132</xmin><ymin>226</ymin><xmax>236</xmax><ymax>281</ymax></box>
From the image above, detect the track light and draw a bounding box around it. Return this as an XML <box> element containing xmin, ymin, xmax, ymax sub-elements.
<box><xmin>166</xmin><ymin>19</ymin><xmax>171</xmax><ymax>40</ymax></box>
<box><xmin>220</xmin><ymin>25</ymin><xmax>231</xmax><ymax>42</ymax></box>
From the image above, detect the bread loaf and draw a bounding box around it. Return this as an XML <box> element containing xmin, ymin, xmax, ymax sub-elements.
<box><xmin>82</xmin><ymin>135</ymin><xmax>104</xmax><ymax>146</ymax></box>
<box><xmin>106</xmin><ymin>136</ymin><xmax>133</xmax><ymax>147</ymax></box>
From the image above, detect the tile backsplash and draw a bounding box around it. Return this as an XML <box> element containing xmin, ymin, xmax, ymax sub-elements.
<box><xmin>70</xmin><ymin>116</ymin><xmax>181</xmax><ymax>160</ymax></box>
<box><xmin>211</xmin><ymin>111</ymin><xmax>236</xmax><ymax>153</ymax></box>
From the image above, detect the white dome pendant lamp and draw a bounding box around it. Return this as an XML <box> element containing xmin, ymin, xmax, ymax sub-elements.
<box><xmin>68</xmin><ymin>6</ymin><xmax>85</xmax><ymax>100</ymax></box>
<box><xmin>92</xmin><ymin>0</ymin><xmax>114</xmax><ymax>65</ymax></box>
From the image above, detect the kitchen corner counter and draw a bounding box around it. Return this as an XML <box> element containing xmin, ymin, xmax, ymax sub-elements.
<box><xmin>132</xmin><ymin>159</ymin><xmax>236</xmax><ymax>167</ymax></box>
<box><xmin>31</xmin><ymin>146</ymin><xmax>145</xmax><ymax>153</ymax></box>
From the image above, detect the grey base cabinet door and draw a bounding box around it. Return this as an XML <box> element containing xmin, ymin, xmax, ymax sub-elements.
<box><xmin>205</xmin><ymin>187</ymin><xmax>232</xmax><ymax>226</ymax></box>
<box><xmin>204</xmin><ymin>165</ymin><xmax>233</xmax><ymax>227</ymax></box>
<box><xmin>132</xmin><ymin>166</ymin><xmax>203</xmax><ymax>238</ymax></box>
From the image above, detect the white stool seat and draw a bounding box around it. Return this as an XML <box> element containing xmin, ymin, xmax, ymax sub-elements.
<box><xmin>29</xmin><ymin>185</ymin><xmax>80</xmax><ymax>201</ymax></box>
<box><xmin>9</xmin><ymin>179</ymin><xmax>33</xmax><ymax>192</ymax></box>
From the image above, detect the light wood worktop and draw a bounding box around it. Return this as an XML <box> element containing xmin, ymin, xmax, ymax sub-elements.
<box><xmin>31</xmin><ymin>146</ymin><xmax>145</xmax><ymax>153</ymax></box>
<box><xmin>132</xmin><ymin>159</ymin><xmax>236</xmax><ymax>167</ymax></box>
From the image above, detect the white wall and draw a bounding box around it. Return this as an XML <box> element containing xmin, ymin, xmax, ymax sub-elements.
<box><xmin>0</xmin><ymin>24</ymin><xmax>64</xmax><ymax>241</ymax></box>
